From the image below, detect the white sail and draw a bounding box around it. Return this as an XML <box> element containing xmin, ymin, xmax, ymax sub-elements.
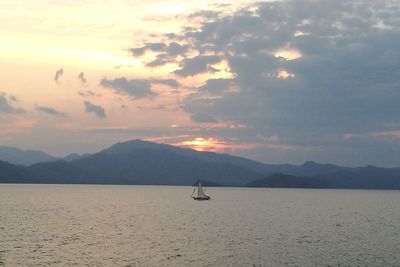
<box><xmin>191</xmin><ymin>187</ymin><xmax>196</xmax><ymax>197</ymax></box>
<box><xmin>198</xmin><ymin>182</ymin><xmax>204</xmax><ymax>197</ymax></box>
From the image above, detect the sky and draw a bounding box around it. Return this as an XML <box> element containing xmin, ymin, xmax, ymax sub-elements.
<box><xmin>1</xmin><ymin>0</ymin><xmax>400</xmax><ymax>167</ymax></box>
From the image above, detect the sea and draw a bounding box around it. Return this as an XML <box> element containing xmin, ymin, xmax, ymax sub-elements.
<box><xmin>1</xmin><ymin>184</ymin><xmax>399</xmax><ymax>266</ymax></box>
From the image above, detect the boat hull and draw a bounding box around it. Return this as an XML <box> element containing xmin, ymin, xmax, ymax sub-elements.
<box><xmin>192</xmin><ymin>196</ymin><xmax>211</xmax><ymax>201</ymax></box>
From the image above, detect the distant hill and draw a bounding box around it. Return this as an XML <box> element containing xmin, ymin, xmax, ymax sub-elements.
<box><xmin>0</xmin><ymin>160</ymin><xmax>32</xmax><ymax>182</ymax></box>
<box><xmin>0</xmin><ymin>146</ymin><xmax>92</xmax><ymax>166</ymax></box>
<box><xmin>1</xmin><ymin>139</ymin><xmax>400</xmax><ymax>189</ymax></box>
<box><xmin>62</xmin><ymin>153</ymin><xmax>90</xmax><ymax>162</ymax></box>
<box><xmin>0</xmin><ymin>146</ymin><xmax>57</xmax><ymax>166</ymax></box>
<box><xmin>246</xmin><ymin>170</ymin><xmax>400</xmax><ymax>190</ymax></box>
<box><xmin>192</xmin><ymin>179</ymin><xmax>223</xmax><ymax>187</ymax></box>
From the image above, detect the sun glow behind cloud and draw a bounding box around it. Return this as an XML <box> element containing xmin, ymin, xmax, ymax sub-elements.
<box><xmin>174</xmin><ymin>137</ymin><xmax>266</xmax><ymax>153</ymax></box>
<box><xmin>274</xmin><ymin>49</ymin><xmax>302</xmax><ymax>61</ymax></box>
<box><xmin>275</xmin><ymin>70</ymin><xmax>295</xmax><ymax>79</ymax></box>
<box><xmin>178</xmin><ymin>137</ymin><xmax>222</xmax><ymax>151</ymax></box>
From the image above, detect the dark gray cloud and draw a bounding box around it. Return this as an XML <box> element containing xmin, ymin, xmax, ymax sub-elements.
<box><xmin>84</xmin><ymin>101</ymin><xmax>106</xmax><ymax>118</ymax></box>
<box><xmin>130</xmin><ymin>42</ymin><xmax>188</xmax><ymax>57</ymax></box>
<box><xmin>136</xmin><ymin>42</ymin><xmax>190</xmax><ymax>68</ymax></box>
<box><xmin>174</xmin><ymin>55</ymin><xmax>222</xmax><ymax>77</ymax></box>
<box><xmin>197</xmin><ymin>78</ymin><xmax>233</xmax><ymax>96</ymax></box>
<box><xmin>78</xmin><ymin>72</ymin><xmax>87</xmax><ymax>84</ymax></box>
<box><xmin>190</xmin><ymin>113</ymin><xmax>217</xmax><ymax>123</ymax></box>
<box><xmin>36</xmin><ymin>106</ymin><xmax>67</xmax><ymax>117</ymax></box>
<box><xmin>100</xmin><ymin>77</ymin><xmax>156</xmax><ymax>99</ymax></box>
<box><xmin>152</xmin><ymin>79</ymin><xmax>180</xmax><ymax>88</ymax></box>
<box><xmin>54</xmin><ymin>68</ymin><xmax>63</xmax><ymax>83</ymax></box>
<box><xmin>0</xmin><ymin>92</ymin><xmax>25</xmax><ymax>114</ymax></box>
<box><xmin>100</xmin><ymin>77</ymin><xmax>179</xmax><ymax>99</ymax></box>
<box><xmin>128</xmin><ymin>0</ymin><xmax>400</xmax><ymax>166</ymax></box>
<box><xmin>145</xmin><ymin>54</ymin><xmax>174</xmax><ymax>67</ymax></box>
<box><xmin>130</xmin><ymin>42</ymin><xmax>167</xmax><ymax>56</ymax></box>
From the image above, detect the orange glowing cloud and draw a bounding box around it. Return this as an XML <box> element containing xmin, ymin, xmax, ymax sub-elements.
<box><xmin>174</xmin><ymin>137</ymin><xmax>262</xmax><ymax>152</ymax></box>
<box><xmin>178</xmin><ymin>137</ymin><xmax>223</xmax><ymax>151</ymax></box>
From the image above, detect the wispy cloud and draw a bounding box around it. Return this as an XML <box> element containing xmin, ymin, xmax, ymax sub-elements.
<box><xmin>54</xmin><ymin>68</ymin><xmax>63</xmax><ymax>83</ymax></box>
<box><xmin>0</xmin><ymin>91</ymin><xmax>25</xmax><ymax>114</ymax></box>
<box><xmin>78</xmin><ymin>90</ymin><xmax>101</xmax><ymax>98</ymax></box>
<box><xmin>36</xmin><ymin>105</ymin><xmax>67</xmax><ymax>117</ymax></box>
<box><xmin>84</xmin><ymin>101</ymin><xmax>106</xmax><ymax>118</ymax></box>
<box><xmin>77</xmin><ymin>72</ymin><xmax>87</xmax><ymax>84</ymax></box>
<box><xmin>100</xmin><ymin>77</ymin><xmax>156</xmax><ymax>99</ymax></box>
<box><xmin>99</xmin><ymin>76</ymin><xmax>181</xmax><ymax>100</ymax></box>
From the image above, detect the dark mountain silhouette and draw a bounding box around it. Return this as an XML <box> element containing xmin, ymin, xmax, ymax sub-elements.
<box><xmin>0</xmin><ymin>146</ymin><xmax>57</xmax><ymax>166</ymax></box>
<box><xmin>192</xmin><ymin>179</ymin><xmax>223</xmax><ymax>187</ymax></box>
<box><xmin>1</xmin><ymin>139</ymin><xmax>400</xmax><ymax>189</ymax></box>
<box><xmin>0</xmin><ymin>160</ymin><xmax>31</xmax><ymax>183</ymax></box>
<box><xmin>246</xmin><ymin>168</ymin><xmax>400</xmax><ymax>190</ymax></box>
<box><xmin>3</xmin><ymin>140</ymin><xmax>265</xmax><ymax>185</ymax></box>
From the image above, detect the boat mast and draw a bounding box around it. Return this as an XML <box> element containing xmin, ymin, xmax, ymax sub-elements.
<box><xmin>198</xmin><ymin>182</ymin><xmax>203</xmax><ymax>197</ymax></box>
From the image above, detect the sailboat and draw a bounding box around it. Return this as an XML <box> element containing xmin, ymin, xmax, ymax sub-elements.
<box><xmin>191</xmin><ymin>182</ymin><xmax>211</xmax><ymax>200</ymax></box>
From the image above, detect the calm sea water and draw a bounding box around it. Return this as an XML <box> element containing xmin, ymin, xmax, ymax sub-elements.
<box><xmin>1</xmin><ymin>184</ymin><xmax>400</xmax><ymax>266</ymax></box>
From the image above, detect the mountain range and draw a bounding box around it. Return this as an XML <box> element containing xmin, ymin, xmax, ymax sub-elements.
<box><xmin>1</xmin><ymin>139</ymin><xmax>400</xmax><ymax>189</ymax></box>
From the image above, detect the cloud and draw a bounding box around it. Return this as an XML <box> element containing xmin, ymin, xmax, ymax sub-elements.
<box><xmin>137</xmin><ymin>104</ymin><xmax>179</xmax><ymax>111</ymax></box>
<box><xmin>127</xmin><ymin>0</ymin><xmax>400</xmax><ymax>166</ymax></box>
<box><xmin>130</xmin><ymin>42</ymin><xmax>167</xmax><ymax>56</ymax></box>
<box><xmin>78</xmin><ymin>90</ymin><xmax>101</xmax><ymax>98</ymax></box>
<box><xmin>130</xmin><ymin>42</ymin><xmax>188</xmax><ymax>57</ymax></box>
<box><xmin>190</xmin><ymin>113</ymin><xmax>217</xmax><ymax>123</ymax></box>
<box><xmin>179</xmin><ymin>0</ymin><xmax>400</xmax><ymax>133</ymax></box>
<box><xmin>8</xmin><ymin>95</ymin><xmax>18</xmax><ymax>102</ymax></box>
<box><xmin>174</xmin><ymin>55</ymin><xmax>222</xmax><ymax>77</ymax></box>
<box><xmin>197</xmin><ymin>78</ymin><xmax>233</xmax><ymax>96</ymax></box>
<box><xmin>78</xmin><ymin>72</ymin><xmax>87</xmax><ymax>84</ymax></box>
<box><xmin>151</xmin><ymin>79</ymin><xmax>180</xmax><ymax>88</ymax></box>
<box><xmin>84</xmin><ymin>101</ymin><xmax>106</xmax><ymax>118</ymax></box>
<box><xmin>54</xmin><ymin>68</ymin><xmax>63</xmax><ymax>83</ymax></box>
<box><xmin>100</xmin><ymin>77</ymin><xmax>179</xmax><ymax>99</ymax></box>
<box><xmin>36</xmin><ymin>106</ymin><xmax>67</xmax><ymax>117</ymax></box>
<box><xmin>0</xmin><ymin>92</ymin><xmax>25</xmax><ymax>114</ymax></box>
<box><xmin>133</xmin><ymin>42</ymin><xmax>190</xmax><ymax>68</ymax></box>
<box><xmin>100</xmin><ymin>77</ymin><xmax>156</xmax><ymax>99</ymax></box>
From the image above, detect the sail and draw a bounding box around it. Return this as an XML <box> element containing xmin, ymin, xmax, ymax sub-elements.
<box><xmin>198</xmin><ymin>182</ymin><xmax>204</xmax><ymax>197</ymax></box>
<box><xmin>191</xmin><ymin>187</ymin><xmax>196</xmax><ymax>197</ymax></box>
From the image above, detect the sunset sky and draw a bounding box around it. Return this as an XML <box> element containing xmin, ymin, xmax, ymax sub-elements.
<box><xmin>1</xmin><ymin>0</ymin><xmax>400</xmax><ymax>167</ymax></box>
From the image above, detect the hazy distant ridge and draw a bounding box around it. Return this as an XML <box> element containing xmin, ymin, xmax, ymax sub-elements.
<box><xmin>0</xmin><ymin>146</ymin><xmax>89</xmax><ymax>166</ymax></box>
<box><xmin>0</xmin><ymin>146</ymin><xmax>57</xmax><ymax>166</ymax></box>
